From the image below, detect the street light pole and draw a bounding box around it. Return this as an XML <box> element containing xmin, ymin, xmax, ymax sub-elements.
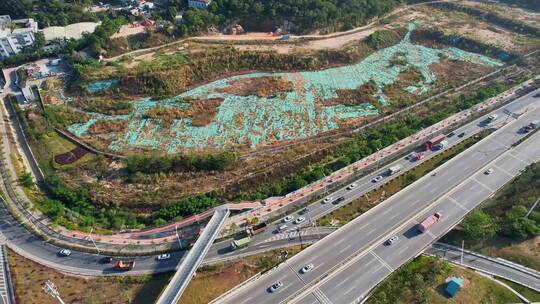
<box><xmin>43</xmin><ymin>280</ymin><xmax>65</xmax><ymax>304</ymax></box>
<box><xmin>87</xmin><ymin>227</ymin><xmax>100</xmax><ymax>255</ymax></box>
<box><xmin>175</xmin><ymin>225</ymin><xmax>183</xmax><ymax>250</ymax></box>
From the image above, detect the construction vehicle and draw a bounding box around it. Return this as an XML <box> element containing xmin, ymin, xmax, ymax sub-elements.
<box><xmin>424</xmin><ymin>134</ymin><xmax>446</xmax><ymax>150</ymax></box>
<box><xmin>114</xmin><ymin>260</ymin><xmax>135</xmax><ymax>271</ymax></box>
<box><xmin>246</xmin><ymin>222</ymin><xmax>267</xmax><ymax>236</ymax></box>
<box><xmin>418</xmin><ymin>212</ymin><xmax>442</xmax><ymax>232</ymax></box>
<box><xmin>230</xmin><ymin>237</ymin><xmax>251</xmax><ymax>250</ymax></box>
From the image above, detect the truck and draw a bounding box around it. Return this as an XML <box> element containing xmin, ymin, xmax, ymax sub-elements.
<box><xmin>114</xmin><ymin>260</ymin><xmax>135</xmax><ymax>271</ymax></box>
<box><xmin>424</xmin><ymin>134</ymin><xmax>446</xmax><ymax>150</ymax></box>
<box><xmin>435</xmin><ymin>140</ymin><xmax>449</xmax><ymax>150</ymax></box>
<box><xmin>388</xmin><ymin>164</ymin><xmax>402</xmax><ymax>175</ymax></box>
<box><xmin>418</xmin><ymin>212</ymin><xmax>442</xmax><ymax>232</ymax></box>
<box><xmin>230</xmin><ymin>237</ymin><xmax>251</xmax><ymax>250</ymax></box>
<box><xmin>246</xmin><ymin>222</ymin><xmax>267</xmax><ymax>236</ymax></box>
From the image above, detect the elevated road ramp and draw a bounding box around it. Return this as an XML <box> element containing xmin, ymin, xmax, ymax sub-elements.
<box><xmin>156</xmin><ymin>206</ymin><xmax>230</xmax><ymax>304</ymax></box>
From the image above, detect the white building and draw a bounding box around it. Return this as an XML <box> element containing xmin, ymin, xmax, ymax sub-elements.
<box><xmin>188</xmin><ymin>0</ymin><xmax>211</xmax><ymax>9</ymax></box>
<box><xmin>0</xmin><ymin>32</ymin><xmax>35</xmax><ymax>59</ymax></box>
<box><xmin>0</xmin><ymin>15</ymin><xmax>38</xmax><ymax>59</ymax></box>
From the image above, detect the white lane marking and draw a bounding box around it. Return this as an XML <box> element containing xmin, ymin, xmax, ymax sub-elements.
<box><xmin>447</xmin><ymin>196</ymin><xmax>469</xmax><ymax>212</ymax></box>
<box><xmin>472</xmin><ymin>178</ymin><xmax>495</xmax><ymax>193</ymax></box>
<box><xmin>365</xmin><ymin>228</ymin><xmax>377</xmax><ymax>236</ymax></box>
<box><xmin>371</xmin><ymin>265</ymin><xmax>383</xmax><ymax>275</ymax></box>
<box><xmin>357</xmin><ymin>222</ymin><xmax>371</xmax><ymax>231</ymax></box>
<box><xmin>338</xmin><ymin>244</ymin><xmax>354</xmax><ymax>254</ymax></box>
<box><xmin>491</xmin><ymin>164</ymin><xmax>514</xmax><ymax>177</ymax></box>
<box><xmin>381</xmin><ymin>208</ymin><xmax>392</xmax><ymax>216</ymax></box>
<box><xmin>426</xmin><ymin>230</ymin><xmax>437</xmax><ymax>239</ymax></box>
<box><xmin>488</xmin><ymin>137</ymin><xmax>510</xmax><ymax>149</ymax></box>
<box><xmin>370</xmin><ymin>252</ymin><xmax>394</xmax><ymax>272</ymax></box>
<box><xmin>389</xmin><ymin>213</ymin><xmax>400</xmax><ymax>220</ymax></box>
<box><xmin>395</xmin><ymin>245</ymin><xmax>410</xmax><ymax>256</ymax></box>
<box><xmin>506</xmin><ymin>151</ymin><xmax>529</xmax><ymax>164</ymax></box>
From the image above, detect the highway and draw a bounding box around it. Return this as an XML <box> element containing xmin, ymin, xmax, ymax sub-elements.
<box><xmin>427</xmin><ymin>243</ymin><xmax>540</xmax><ymax>292</ymax></box>
<box><xmin>214</xmin><ymin>90</ymin><xmax>540</xmax><ymax>304</ymax></box>
<box><xmin>0</xmin><ymin>86</ymin><xmax>536</xmax><ymax>278</ymax></box>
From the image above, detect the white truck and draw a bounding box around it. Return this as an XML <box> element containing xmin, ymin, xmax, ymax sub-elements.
<box><xmin>388</xmin><ymin>165</ymin><xmax>402</xmax><ymax>175</ymax></box>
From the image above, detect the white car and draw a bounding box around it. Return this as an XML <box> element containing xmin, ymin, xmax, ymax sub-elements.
<box><xmin>157</xmin><ymin>254</ymin><xmax>171</xmax><ymax>260</ymax></box>
<box><xmin>372</xmin><ymin>175</ymin><xmax>383</xmax><ymax>183</ymax></box>
<box><xmin>277</xmin><ymin>224</ymin><xmax>288</xmax><ymax>232</ymax></box>
<box><xmin>484</xmin><ymin>168</ymin><xmax>494</xmax><ymax>175</ymax></box>
<box><xmin>269</xmin><ymin>281</ymin><xmax>283</xmax><ymax>292</ymax></box>
<box><xmin>322</xmin><ymin>197</ymin><xmax>332</xmax><ymax>204</ymax></box>
<box><xmin>301</xmin><ymin>263</ymin><xmax>314</xmax><ymax>273</ymax></box>
<box><xmin>58</xmin><ymin>249</ymin><xmax>71</xmax><ymax>257</ymax></box>
<box><xmin>294</xmin><ymin>217</ymin><xmax>306</xmax><ymax>224</ymax></box>
<box><xmin>347</xmin><ymin>183</ymin><xmax>358</xmax><ymax>190</ymax></box>
<box><xmin>387</xmin><ymin>236</ymin><xmax>399</xmax><ymax>245</ymax></box>
<box><xmin>283</xmin><ymin>215</ymin><xmax>294</xmax><ymax>223</ymax></box>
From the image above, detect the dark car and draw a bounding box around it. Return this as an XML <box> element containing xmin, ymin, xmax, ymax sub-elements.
<box><xmin>332</xmin><ymin>196</ymin><xmax>345</xmax><ymax>205</ymax></box>
<box><xmin>534</xmin><ymin>93</ymin><xmax>540</xmax><ymax>98</ymax></box>
<box><xmin>447</xmin><ymin>132</ymin><xmax>455</xmax><ymax>138</ymax></box>
<box><xmin>299</xmin><ymin>207</ymin><xmax>309</xmax><ymax>215</ymax></box>
<box><xmin>457</xmin><ymin>132</ymin><xmax>465</xmax><ymax>138</ymax></box>
<box><xmin>99</xmin><ymin>256</ymin><xmax>114</xmax><ymax>264</ymax></box>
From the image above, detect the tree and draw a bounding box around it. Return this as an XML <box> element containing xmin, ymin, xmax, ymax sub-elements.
<box><xmin>19</xmin><ymin>171</ymin><xmax>34</xmax><ymax>188</ymax></box>
<box><xmin>461</xmin><ymin>210</ymin><xmax>497</xmax><ymax>240</ymax></box>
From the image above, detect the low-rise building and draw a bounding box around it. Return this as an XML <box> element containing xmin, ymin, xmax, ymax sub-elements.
<box><xmin>0</xmin><ymin>15</ymin><xmax>38</xmax><ymax>59</ymax></box>
<box><xmin>188</xmin><ymin>0</ymin><xmax>211</xmax><ymax>9</ymax></box>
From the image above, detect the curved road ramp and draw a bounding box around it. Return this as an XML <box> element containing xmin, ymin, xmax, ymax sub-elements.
<box><xmin>155</xmin><ymin>206</ymin><xmax>230</xmax><ymax>304</ymax></box>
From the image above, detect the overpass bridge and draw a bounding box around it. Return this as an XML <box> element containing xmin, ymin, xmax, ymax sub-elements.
<box><xmin>155</xmin><ymin>206</ymin><xmax>230</xmax><ymax>304</ymax></box>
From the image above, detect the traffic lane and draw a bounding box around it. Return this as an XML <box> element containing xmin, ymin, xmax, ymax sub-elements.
<box><xmin>316</xmin><ymin>253</ymin><xmax>390</xmax><ymax>304</ymax></box>
<box><xmin>292</xmin><ymin>293</ymin><xmax>320</xmax><ymax>304</ymax></box>
<box><xmin>225</xmin><ymin>265</ymin><xmax>305</xmax><ymax>304</ymax></box>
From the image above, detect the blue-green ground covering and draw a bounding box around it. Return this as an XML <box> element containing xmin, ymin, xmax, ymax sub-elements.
<box><xmin>71</xmin><ymin>24</ymin><xmax>502</xmax><ymax>153</ymax></box>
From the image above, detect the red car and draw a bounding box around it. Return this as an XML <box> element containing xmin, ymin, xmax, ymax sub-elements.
<box><xmin>415</xmin><ymin>153</ymin><xmax>425</xmax><ymax>161</ymax></box>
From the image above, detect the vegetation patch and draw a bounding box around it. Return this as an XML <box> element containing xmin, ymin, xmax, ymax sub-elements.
<box><xmin>219</xmin><ymin>76</ymin><xmax>294</xmax><ymax>98</ymax></box>
<box><xmin>368</xmin><ymin>255</ymin><xmax>519</xmax><ymax>303</ymax></box>
<box><xmin>71</xmin><ymin>97</ymin><xmax>133</xmax><ymax>115</ymax></box>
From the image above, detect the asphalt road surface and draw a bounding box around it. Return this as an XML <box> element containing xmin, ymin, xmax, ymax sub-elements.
<box><xmin>0</xmin><ymin>88</ymin><xmax>537</xmax><ymax>277</ymax></box>
<box><xmin>215</xmin><ymin>90</ymin><xmax>540</xmax><ymax>304</ymax></box>
<box><xmin>427</xmin><ymin>243</ymin><xmax>540</xmax><ymax>292</ymax></box>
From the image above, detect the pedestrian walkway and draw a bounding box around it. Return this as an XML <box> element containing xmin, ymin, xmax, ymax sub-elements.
<box><xmin>155</xmin><ymin>206</ymin><xmax>230</xmax><ymax>304</ymax></box>
<box><xmin>262</xmin><ymin>227</ymin><xmax>325</xmax><ymax>243</ymax></box>
<box><xmin>0</xmin><ymin>233</ymin><xmax>14</xmax><ymax>304</ymax></box>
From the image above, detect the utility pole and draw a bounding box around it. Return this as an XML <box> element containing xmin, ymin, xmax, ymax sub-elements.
<box><xmin>526</xmin><ymin>195</ymin><xmax>540</xmax><ymax>218</ymax></box>
<box><xmin>43</xmin><ymin>280</ymin><xmax>65</xmax><ymax>304</ymax></box>
<box><xmin>175</xmin><ymin>225</ymin><xmax>183</xmax><ymax>250</ymax></box>
<box><xmin>87</xmin><ymin>227</ymin><xmax>100</xmax><ymax>254</ymax></box>
<box><xmin>460</xmin><ymin>240</ymin><xmax>464</xmax><ymax>265</ymax></box>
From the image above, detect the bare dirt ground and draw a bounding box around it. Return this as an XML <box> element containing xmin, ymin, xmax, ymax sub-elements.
<box><xmin>461</xmin><ymin>0</ymin><xmax>540</xmax><ymax>29</ymax></box>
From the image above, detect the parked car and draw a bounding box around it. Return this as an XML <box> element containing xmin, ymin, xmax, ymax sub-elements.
<box><xmin>277</xmin><ymin>224</ymin><xmax>288</xmax><ymax>233</ymax></box>
<box><xmin>157</xmin><ymin>254</ymin><xmax>171</xmax><ymax>260</ymax></box>
<box><xmin>458</xmin><ymin>132</ymin><xmax>466</xmax><ymax>138</ymax></box>
<box><xmin>347</xmin><ymin>183</ymin><xmax>358</xmax><ymax>190</ymax></box>
<box><xmin>58</xmin><ymin>249</ymin><xmax>71</xmax><ymax>257</ymax></box>
<box><xmin>332</xmin><ymin>196</ymin><xmax>345</xmax><ymax>205</ymax></box>
<box><xmin>299</xmin><ymin>207</ymin><xmax>309</xmax><ymax>215</ymax></box>
<box><xmin>484</xmin><ymin>168</ymin><xmax>494</xmax><ymax>175</ymax></box>
<box><xmin>301</xmin><ymin>263</ymin><xmax>314</xmax><ymax>273</ymax></box>
<box><xmin>269</xmin><ymin>281</ymin><xmax>283</xmax><ymax>292</ymax></box>
<box><xmin>322</xmin><ymin>197</ymin><xmax>332</xmax><ymax>204</ymax></box>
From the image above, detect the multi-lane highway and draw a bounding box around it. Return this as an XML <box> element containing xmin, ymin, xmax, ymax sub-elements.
<box><xmin>214</xmin><ymin>89</ymin><xmax>540</xmax><ymax>304</ymax></box>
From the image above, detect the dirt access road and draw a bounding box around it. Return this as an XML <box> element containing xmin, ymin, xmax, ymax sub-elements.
<box><xmin>103</xmin><ymin>0</ymin><xmax>454</xmax><ymax>62</ymax></box>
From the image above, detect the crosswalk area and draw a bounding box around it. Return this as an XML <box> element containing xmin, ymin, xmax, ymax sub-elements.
<box><xmin>262</xmin><ymin>227</ymin><xmax>320</xmax><ymax>243</ymax></box>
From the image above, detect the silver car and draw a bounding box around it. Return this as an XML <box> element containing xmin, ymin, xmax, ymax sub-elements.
<box><xmin>269</xmin><ymin>281</ymin><xmax>283</xmax><ymax>292</ymax></box>
<box><xmin>387</xmin><ymin>236</ymin><xmax>399</xmax><ymax>245</ymax></box>
<box><xmin>301</xmin><ymin>263</ymin><xmax>314</xmax><ymax>273</ymax></box>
